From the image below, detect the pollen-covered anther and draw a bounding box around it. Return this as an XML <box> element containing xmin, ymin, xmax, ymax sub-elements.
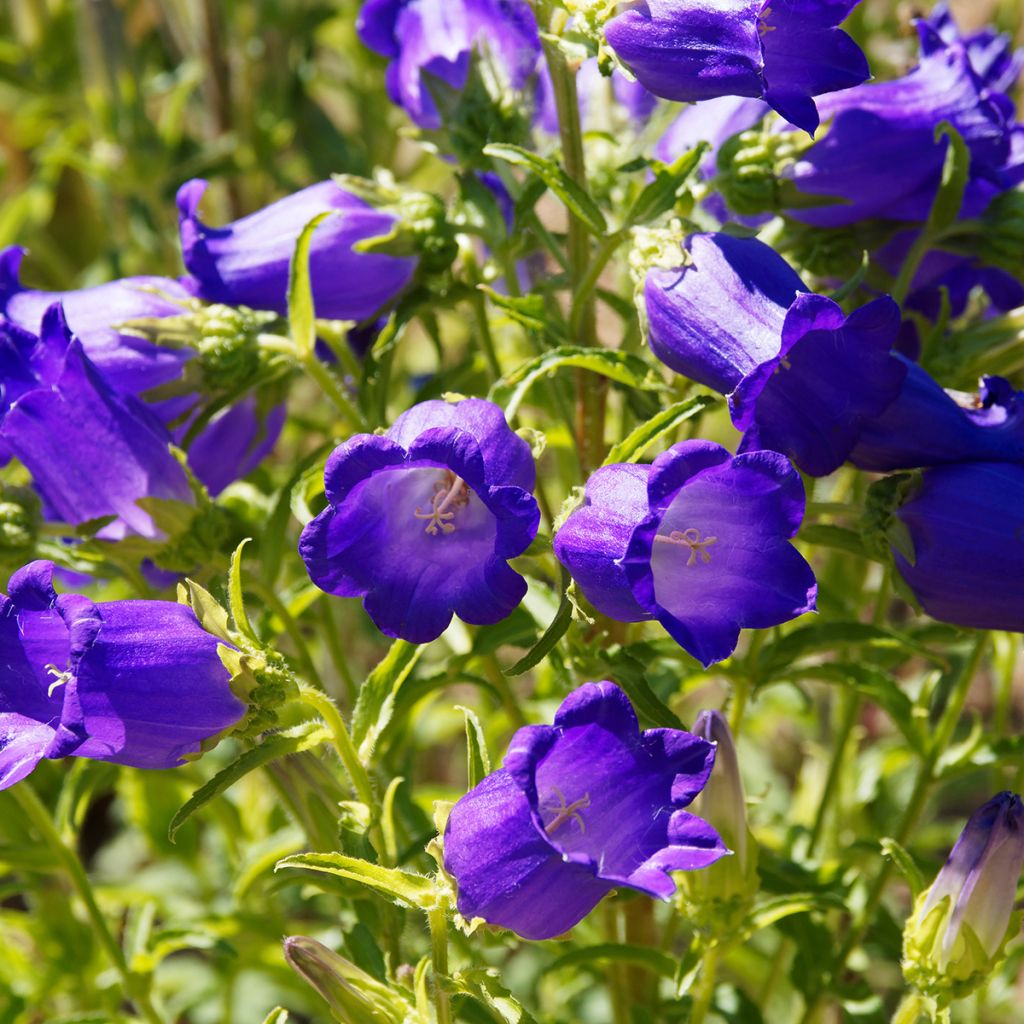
<box><xmin>414</xmin><ymin>471</ymin><xmax>470</xmax><ymax>535</ymax></box>
<box><xmin>543</xmin><ymin>786</ymin><xmax>591</xmax><ymax>835</ymax></box>
<box><xmin>654</xmin><ymin>527</ymin><xmax>718</xmax><ymax>566</ymax></box>
<box><xmin>757</xmin><ymin>6</ymin><xmax>776</xmax><ymax>35</ymax></box>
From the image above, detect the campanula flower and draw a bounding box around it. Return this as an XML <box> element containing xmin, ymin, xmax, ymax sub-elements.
<box><xmin>904</xmin><ymin>792</ymin><xmax>1024</xmax><ymax>1002</ymax></box>
<box><xmin>923</xmin><ymin>2</ymin><xmax>1023</xmax><ymax>94</ymax></box>
<box><xmin>851</xmin><ymin>366</ymin><xmax>1024</xmax><ymax>472</ymax></box>
<box><xmin>443</xmin><ymin>681</ymin><xmax>726</xmax><ymax>939</ymax></box>
<box><xmin>644</xmin><ymin>232</ymin><xmax>905</xmax><ymax>476</ymax></box>
<box><xmin>300</xmin><ymin>398</ymin><xmax>540</xmax><ymax>644</ymax></box>
<box><xmin>554</xmin><ymin>441</ymin><xmax>816</xmax><ymax>666</ymax></box>
<box><xmin>177</xmin><ymin>179</ymin><xmax>417</xmax><ymax>321</ymax></box>
<box><xmin>603</xmin><ymin>0</ymin><xmax>869</xmax><ymax>135</ymax></box>
<box><xmin>891</xmin><ymin>462</ymin><xmax>1024</xmax><ymax>631</ymax></box>
<box><xmin>0</xmin><ymin>560</ymin><xmax>244</xmax><ymax>790</ymax></box>
<box><xmin>356</xmin><ymin>0</ymin><xmax>541</xmax><ymax>129</ymax></box>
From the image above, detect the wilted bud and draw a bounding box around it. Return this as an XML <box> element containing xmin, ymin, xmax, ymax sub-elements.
<box><xmin>903</xmin><ymin>792</ymin><xmax>1024</xmax><ymax>1004</ymax></box>
<box><xmin>283</xmin><ymin>936</ymin><xmax>417</xmax><ymax>1024</ymax></box>
<box><xmin>677</xmin><ymin>710</ymin><xmax>759</xmax><ymax>933</ymax></box>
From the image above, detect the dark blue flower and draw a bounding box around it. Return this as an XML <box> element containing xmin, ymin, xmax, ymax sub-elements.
<box><xmin>177</xmin><ymin>179</ymin><xmax>416</xmax><ymax>321</ymax></box>
<box><xmin>300</xmin><ymin>398</ymin><xmax>540</xmax><ymax>643</ymax></box>
<box><xmin>0</xmin><ymin>560</ymin><xmax>244</xmax><ymax>790</ymax></box>
<box><xmin>922</xmin><ymin>2</ymin><xmax>1023</xmax><ymax>94</ymax></box>
<box><xmin>443</xmin><ymin>681</ymin><xmax>726</xmax><ymax>939</ymax></box>
<box><xmin>357</xmin><ymin>0</ymin><xmax>541</xmax><ymax>129</ymax></box>
<box><xmin>554</xmin><ymin>441</ymin><xmax>816</xmax><ymax>666</ymax></box>
<box><xmin>892</xmin><ymin>462</ymin><xmax>1024</xmax><ymax>631</ymax></box>
<box><xmin>604</xmin><ymin>0</ymin><xmax>869</xmax><ymax>135</ymax></box>
<box><xmin>645</xmin><ymin>232</ymin><xmax>905</xmax><ymax>476</ymax></box>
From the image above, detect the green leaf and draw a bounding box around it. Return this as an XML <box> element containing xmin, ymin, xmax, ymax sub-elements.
<box><xmin>288</xmin><ymin>211</ymin><xmax>338</xmax><ymax>359</ymax></box>
<box><xmin>177</xmin><ymin>578</ymin><xmax>231</xmax><ymax>641</ymax></box>
<box><xmin>740</xmin><ymin>893</ymin><xmax>845</xmax><ymax>940</ymax></box>
<box><xmin>542</xmin><ymin>943</ymin><xmax>676</xmax><ymax>979</ymax></box>
<box><xmin>799</xmin><ymin>524</ymin><xmax>874</xmax><ymax>560</ymax></box>
<box><xmin>504</xmin><ymin>570</ymin><xmax>573</xmax><ymax>676</ymax></box>
<box><xmin>600</xmin><ymin>646</ymin><xmax>684</xmax><ymax>730</ymax></box>
<box><xmin>880</xmin><ymin>837</ymin><xmax>926</xmax><ymax>899</ymax></box>
<box><xmin>275</xmin><ymin>852</ymin><xmax>440</xmax><ymax>910</ymax></box>
<box><xmin>228</xmin><ymin>537</ymin><xmax>258</xmax><ymax>642</ymax></box>
<box><xmin>483</xmin><ymin>143</ymin><xmax>607</xmax><ymax>235</ymax></box>
<box><xmin>457</xmin><ymin>705</ymin><xmax>491</xmax><ymax>788</ymax></box>
<box><xmin>489</xmin><ymin>346</ymin><xmax>660</xmax><ymax>420</ymax></box>
<box><xmin>928</xmin><ymin>121</ymin><xmax>971</xmax><ymax>234</ymax></box>
<box><xmin>351</xmin><ymin>639</ymin><xmax>424</xmax><ymax>759</ymax></box>
<box><xmin>625</xmin><ymin>144</ymin><xmax>708</xmax><ymax>226</ymax></box>
<box><xmin>260</xmin><ymin>1010</ymin><xmax>290</xmax><ymax>1024</ymax></box>
<box><xmin>478</xmin><ymin>286</ymin><xmax>550</xmax><ymax>334</ymax></box>
<box><xmin>168</xmin><ymin>721</ymin><xmax>329</xmax><ymax>841</ymax></box>
<box><xmin>603</xmin><ymin>395</ymin><xmax>717</xmax><ymax>465</ymax></box>
<box><xmin>446</xmin><ymin>967</ymin><xmax>540</xmax><ymax>1023</ymax></box>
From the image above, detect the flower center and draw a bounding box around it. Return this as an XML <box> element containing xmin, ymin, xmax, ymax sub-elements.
<box><xmin>412</xmin><ymin>470</ymin><xmax>470</xmax><ymax>535</ymax></box>
<box><xmin>542</xmin><ymin>786</ymin><xmax>591</xmax><ymax>835</ymax></box>
<box><xmin>44</xmin><ymin>663</ymin><xmax>72</xmax><ymax>698</ymax></box>
<box><xmin>758</xmin><ymin>5</ymin><xmax>776</xmax><ymax>35</ymax></box>
<box><xmin>653</xmin><ymin>527</ymin><xmax>718</xmax><ymax>566</ymax></box>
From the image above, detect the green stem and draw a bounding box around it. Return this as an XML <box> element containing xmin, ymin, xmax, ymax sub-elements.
<box><xmin>690</xmin><ymin>945</ymin><xmax>720</xmax><ymax>1024</ymax></box>
<box><xmin>246</xmin><ymin>579</ymin><xmax>321</xmax><ymax>687</ymax></box>
<box><xmin>807</xmin><ymin>689</ymin><xmax>861</xmax><ymax>857</ymax></box>
<box><xmin>300</xmin><ymin>352</ymin><xmax>366</xmax><ymax>429</ymax></box>
<box><xmin>891</xmin><ymin>992</ymin><xmax>930</xmax><ymax>1024</ymax></box>
<box><xmin>11</xmin><ymin>783</ymin><xmax>165</xmax><ymax>1024</ymax></box>
<box><xmin>569</xmin><ymin>229</ymin><xmax>630</xmax><ymax>339</ymax></box>
<box><xmin>428</xmin><ymin>908</ymin><xmax>452</xmax><ymax>1024</ymax></box>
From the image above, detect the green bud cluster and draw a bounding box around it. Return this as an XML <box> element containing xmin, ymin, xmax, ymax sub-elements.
<box><xmin>229</xmin><ymin>645</ymin><xmax>299</xmax><ymax>740</ymax></box>
<box><xmin>716</xmin><ymin>127</ymin><xmax>816</xmax><ymax>217</ymax></box>
<box><xmin>861</xmin><ymin>472</ymin><xmax>921</xmax><ymax>564</ymax></box>
<box><xmin>397</xmin><ymin>190</ymin><xmax>459</xmax><ymax>274</ymax></box>
<box><xmin>193</xmin><ymin>304</ymin><xmax>278</xmax><ymax>392</ymax></box>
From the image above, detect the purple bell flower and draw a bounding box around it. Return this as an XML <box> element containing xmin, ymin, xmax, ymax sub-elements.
<box><xmin>443</xmin><ymin>681</ymin><xmax>727</xmax><ymax>939</ymax></box>
<box><xmin>645</xmin><ymin>233</ymin><xmax>905</xmax><ymax>476</ymax></box>
<box><xmin>299</xmin><ymin>398</ymin><xmax>540</xmax><ymax>644</ymax></box>
<box><xmin>0</xmin><ymin>560</ymin><xmax>244</xmax><ymax>790</ymax></box>
<box><xmin>922</xmin><ymin>2</ymin><xmax>1024</xmax><ymax>94</ymax></box>
<box><xmin>0</xmin><ymin>305</ymin><xmax>192</xmax><ymax>539</ymax></box>
<box><xmin>177</xmin><ymin>179</ymin><xmax>417</xmax><ymax>321</ymax></box>
<box><xmin>783</xmin><ymin>21</ymin><xmax>1021</xmax><ymax>227</ymax></box>
<box><xmin>603</xmin><ymin>0</ymin><xmax>869</xmax><ymax>135</ymax></box>
<box><xmin>554</xmin><ymin>441</ymin><xmax>816</xmax><ymax>666</ymax></box>
<box><xmin>0</xmin><ymin>246</ymin><xmax>192</xmax><ymax>397</ymax></box>
<box><xmin>851</xmin><ymin>364</ymin><xmax>1024</xmax><ymax>472</ymax></box>
<box><xmin>892</xmin><ymin>462</ymin><xmax>1024</xmax><ymax>631</ymax></box>
<box><xmin>356</xmin><ymin>0</ymin><xmax>541</xmax><ymax>129</ymax></box>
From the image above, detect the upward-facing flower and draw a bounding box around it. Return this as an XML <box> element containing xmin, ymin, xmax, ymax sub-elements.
<box><xmin>300</xmin><ymin>398</ymin><xmax>540</xmax><ymax>644</ymax></box>
<box><xmin>904</xmin><ymin>792</ymin><xmax>1024</xmax><ymax>1003</ymax></box>
<box><xmin>554</xmin><ymin>440</ymin><xmax>816</xmax><ymax>666</ymax></box>
<box><xmin>643</xmin><ymin>232</ymin><xmax>905</xmax><ymax>476</ymax></box>
<box><xmin>603</xmin><ymin>0</ymin><xmax>869</xmax><ymax>135</ymax></box>
<box><xmin>357</xmin><ymin>0</ymin><xmax>541</xmax><ymax>129</ymax></box>
<box><xmin>177</xmin><ymin>179</ymin><xmax>417</xmax><ymax>321</ymax></box>
<box><xmin>443</xmin><ymin>681</ymin><xmax>726</xmax><ymax>939</ymax></box>
<box><xmin>0</xmin><ymin>560</ymin><xmax>244</xmax><ymax>791</ymax></box>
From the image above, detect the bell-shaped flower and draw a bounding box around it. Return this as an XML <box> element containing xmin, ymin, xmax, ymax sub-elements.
<box><xmin>300</xmin><ymin>398</ymin><xmax>540</xmax><ymax>644</ymax></box>
<box><xmin>922</xmin><ymin>2</ymin><xmax>1023</xmax><ymax>94</ymax></box>
<box><xmin>644</xmin><ymin>232</ymin><xmax>905</xmax><ymax>476</ymax></box>
<box><xmin>904</xmin><ymin>792</ymin><xmax>1024</xmax><ymax>1002</ymax></box>
<box><xmin>603</xmin><ymin>0</ymin><xmax>869</xmax><ymax>135</ymax></box>
<box><xmin>177</xmin><ymin>179</ymin><xmax>417</xmax><ymax>321</ymax></box>
<box><xmin>554</xmin><ymin>440</ymin><xmax>816</xmax><ymax>666</ymax></box>
<box><xmin>443</xmin><ymin>681</ymin><xmax>727</xmax><ymax>939</ymax></box>
<box><xmin>357</xmin><ymin>0</ymin><xmax>541</xmax><ymax>130</ymax></box>
<box><xmin>890</xmin><ymin>462</ymin><xmax>1024</xmax><ymax>631</ymax></box>
<box><xmin>0</xmin><ymin>560</ymin><xmax>244</xmax><ymax>790</ymax></box>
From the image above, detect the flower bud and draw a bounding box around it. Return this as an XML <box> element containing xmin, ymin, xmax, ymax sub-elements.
<box><xmin>903</xmin><ymin>792</ymin><xmax>1024</xmax><ymax>1004</ymax></box>
<box><xmin>715</xmin><ymin>127</ymin><xmax>816</xmax><ymax>218</ymax></box>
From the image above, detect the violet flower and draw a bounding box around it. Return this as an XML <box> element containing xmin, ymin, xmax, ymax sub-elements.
<box><xmin>604</xmin><ymin>0</ymin><xmax>869</xmax><ymax>135</ymax></box>
<box><xmin>357</xmin><ymin>0</ymin><xmax>541</xmax><ymax>129</ymax></box>
<box><xmin>851</xmin><ymin>365</ymin><xmax>1024</xmax><ymax>472</ymax></box>
<box><xmin>923</xmin><ymin>2</ymin><xmax>1023</xmax><ymax>94</ymax></box>
<box><xmin>177</xmin><ymin>179</ymin><xmax>416</xmax><ymax>321</ymax></box>
<box><xmin>0</xmin><ymin>305</ymin><xmax>192</xmax><ymax>540</ymax></box>
<box><xmin>300</xmin><ymin>398</ymin><xmax>540</xmax><ymax>644</ymax></box>
<box><xmin>443</xmin><ymin>681</ymin><xmax>726</xmax><ymax>939</ymax></box>
<box><xmin>892</xmin><ymin>462</ymin><xmax>1024</xmax><ymax>631</ymax></box>
<box><xmin>644</xmin><ymin>233</ymin><xmax>905</xmax><ymax>476</ymax></box>
<box><xmin>0</xmin><ymin>559</ymin><xmax>244</xmax><ymax>790</ymax></box>
<box><xmin>554</xmin><ymin>441</ymin><xmax>816</xmax><ymax>667</ymax></box>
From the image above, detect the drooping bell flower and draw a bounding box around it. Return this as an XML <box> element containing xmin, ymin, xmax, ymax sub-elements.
<box><xmin>922</xmin><ymin>2</ymin><xmax>1023</xmax><ymax>94</ymax></box>
<box><xmin>177</xmin><ymin>179</ymin><xmax>417</xmax><ymax>321</ymax></box>
<box><xmin>781</xmin><ymin>21</ymin><xmax>1021</xmax><ymax>227</ymax></box>
<box><xmin>0</xmin><ymin>559</ymin><xmax>244</xmax><ymax>790</ymax></box>
<box><xmin>0</xmin><ymin>245</ymin><xmax>192</xmax><ymax>396</ymax></box>
<box><xmin>603</xmin><ymin>0</ymin><xmax>869</xmax><ymax>135</ymax></box>
<box><xmin>0</xmin><ymin>305</ymin><xmax>193</xmax><ymax>540</ymax></box>
<box><xmin>300</xmin><ymin>398</ymin><xmax>540</xmax><ymax>644</ymax></box>
<box><xmin>903</xmin><ymin>792</ymin><xmax>1024</xmax><ymax>1002</ymax></box>
<box><xmin>851</xmin><ymin>365</ymin><xmax>1024</xmax><ymax>472</ymax></box>
<box><xmin>644</xmin><ymin>232</ymin><xmax>905</xmax><ymax>476</ymax></box>
<box><xmin>443</xmin><ymin>681</ymin><xmax>727</xmax><ymax>939</ymax></box>
<box><xmin>891</xmin><ymin>462</ymin><xmax>1024</xmax><ymax>631</ymax></box>
<box><xmin>554</xmin><ymin>441</ymin><xmax>816</xmax><ymax>666</ymax></box>
<box><xmin>356</xmin><ymin>0</ymin><xmax>541</xmax><ymax>130</ymax></box>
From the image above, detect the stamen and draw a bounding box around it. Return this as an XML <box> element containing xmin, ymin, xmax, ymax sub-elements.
<box><xmin>413</xmin><ymin>471</ymin><xmax>469</xmax><ymax>535</ymax></box>
<box><xmin>653</xmin><ymin>527</ymin><xmax>718</xmax><ymax>566</ymax></box>
<box><xmin>44</xmin><ymin>663</ymin><xmax>72</xmax><ymax>698</ymax></box>
<box><xmin>543</xmin><ymin>785</ymin><xmax>591</xmax><ymax>835</ymax></box>
<box><xmin>758</xmin><ymin>6</ymin><xmax>776</xmax><ymax>34</ymax></box>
